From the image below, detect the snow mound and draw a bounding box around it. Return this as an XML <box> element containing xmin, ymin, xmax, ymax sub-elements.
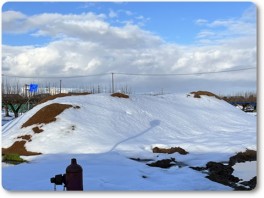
<box><xmin>2</xmin><ymin>93</ymin><xmax>256</xmax><ymax>156</ymax></box>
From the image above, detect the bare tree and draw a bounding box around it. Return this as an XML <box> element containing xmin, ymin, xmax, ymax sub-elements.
<box><xmin>2</xmin><ymin>94</ymin><xmax>27</xmax><ymax>118</ymax></box>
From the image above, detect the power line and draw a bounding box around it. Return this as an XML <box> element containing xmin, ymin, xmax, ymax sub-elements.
<box><xmin>2</xmin><ymin>73</ymin><xmax>110</xmax><ymax>79</ymax></box>
<box><xmin>2</xmin><ymin>67</ymin><xmax>256</xmax><ymax>78</ymax></box>
<box><xmin>115</xmin><ymin>67</ymin><xmax>256</xmax><ymax>76</ymax></box>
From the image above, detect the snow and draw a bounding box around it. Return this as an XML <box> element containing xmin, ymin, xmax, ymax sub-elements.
<box><xmin>1</xmin><ymin>112</ymin><xmax>15</xmax><ymax>126</ymax></box>
<box><xmin>232</xmin><ymin>161</ymin><xmax>257</xmax><ymax>181</ymax></box>
<box><xmin>1</xmin><ymin>93</ymin><xmax>256</xmax><ymax>191</ymax></box>
<box><xmin>2</xmin><ymin>153</ymin><xmax>231</xmax><ymax>191</ymax></box>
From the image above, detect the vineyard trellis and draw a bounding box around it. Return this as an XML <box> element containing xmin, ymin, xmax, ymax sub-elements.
<box><xmin>1</xmin><ymin>66</ymin><xmax>256</xmax><ymax>96</ymax></box>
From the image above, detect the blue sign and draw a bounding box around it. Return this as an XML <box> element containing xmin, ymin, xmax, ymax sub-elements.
<box><xmin>29</xmin><ymin>84</ymin><xmax>38</xmax><ymax>92</ymax></box>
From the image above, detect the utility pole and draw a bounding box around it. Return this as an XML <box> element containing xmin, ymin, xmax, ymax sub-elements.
<box><xmin>24</xmin><ymin>84</ymin><xmax>28</xmax><ymax>97</ymax></box>
<box><xmin>60</xmin><ymin>80</ymin><xmax>62</xmax><ymax>93</ymax></box>
<box><xmin>2</xmin><ymin>74</ymin><xmax>5</xmax><ymax>94</ymax></box>
<box><xmin>111</xmin><ymin>73</ymin><xmax>115</xmax><ymax>93</ymax></box>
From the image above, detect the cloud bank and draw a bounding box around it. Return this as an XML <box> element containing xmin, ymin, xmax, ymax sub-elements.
<box><xmin>2</xmin><ymin>5</ymin><xmax>256</xmax><ymax>94</ymax></box>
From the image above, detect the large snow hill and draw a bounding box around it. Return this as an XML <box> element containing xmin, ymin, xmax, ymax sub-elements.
<box><xmin>2</xmin><ymin>92</ymin><xmax>256</xmax><ymax>191</ymax></box>
<box><xmin>2</xmin><ymin>92</ymin><xmax>256</xmax><ymax>155</ymax></box>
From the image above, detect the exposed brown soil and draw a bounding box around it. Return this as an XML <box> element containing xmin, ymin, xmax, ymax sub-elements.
<box><xmin>239</xmin><ymin>176</ymin><xmax>256</xmax><ymax>190</ymax></box>
<box><xmin>129</xmin><ymin>157</ymin><xmax>153</xmax><ymax>162</ymax></box>
<box><xmin>147</xmin><ymin>158</ymin><xmax>176</xmax><ymax>169</ymax></box>
<box><xmin>32</xmin><ymin>126</ymin><xmax>44</xmax><ymax>134</ymax></box>
<box><xmin>191</xmin><ymin>161</ymin><xmax>240</xmax><ymax>189</ymax></box>
<box><xmin>2</xmin><ymin>141</ymin><xmax>41</xmax><ymax>156</ymax></box>
<box><xmin>21</xmin><ymin>103</ymin><xmax>73</xmax><ymax>128</ymax></box>
<box><xmin>111</xmin><ymin>93</ymin><xmax>129</xmax><ymax>98</ymax></box>
<box><xmin>4</xmin><ymin>102</ymin><xmax>80</xmax><ymax>156</ymax></box>
<box><xmin>152</xmin><ymin>146</ymin><xmax>189</xmax><ymax>155</ymax></box>
<box><xmin>229</xmin><ymin>149</ymin><xmax>256</xmax><ymax>166</ymax></box>
<box><xmin>190</xmin><ymin>91</ymin><xmax>221</xmax><ymax>100</ymax></box>
<box><xmin>191</xmin><ymin>149</ymin><xmax>257</xmax><ymax>190</ymax></box>
<box><xmin>37</xmin><ymin>92</ymin><xmax>91</xmax><ymax>105</ymax></box>
<box><xmin>17</xmin><ymin>135</ymin><xmax>32</xmax><ymax>142</ymax></box>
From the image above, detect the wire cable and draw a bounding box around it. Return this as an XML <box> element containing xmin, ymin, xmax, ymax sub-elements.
<box><xmin>2</xmin><ymin>67</ymin><xmax>256</xmax><ymax>78</ymax></box>
<box><xmin>115</xmin><ymin>67</ymin><xmax>256</xmax><ymax>76</ymax></box>
<box><xmin>2</xmin><ymin>73</ymin><xmax>110</xmax><ymax>79</ymax></box>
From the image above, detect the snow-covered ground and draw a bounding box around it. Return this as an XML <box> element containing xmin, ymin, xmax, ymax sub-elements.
<box><xmin>2</xmin><ymin>153</ymin><xmax>233</xmax><ymax>191</ymax></box>
<box><xmin>1</xmin><ymin>113</ymin><xmax>15</xmax><ymax>126</ymax></box>
<box><xmin>232</xmin><ymin>161</ymin><xmax>257</xmax><ymax>181</ymax></box>
<box><xmin>1</xmin><ymin>93</ymin><xmax>256</xmax><ymax>191</ymax></box>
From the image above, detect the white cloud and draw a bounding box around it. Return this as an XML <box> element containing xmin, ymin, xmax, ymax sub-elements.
<box><xmin>195</xmin><ymin>19</ymin><xmax>208</xmax><ymax>25</ymax></box>
<box><xmin>2</xmin><ymin>11</ymin><xmax>28</xmax><ymax>33</ymax></box>
<box><xmin>241</xmin><ymin>4</ymin><xmax>256</xmax><ymax>22</ymax></box>
<box><xmin>195</xmin><ymin>6</ymin><xmax>256</xmax><ymax>46</ymax></box>
<box><xmin>196</xmin><ymin>30</ymin><xmax>216</xmax><ymax>38</ymax></box>
<box><xmin>124</xmin><ymin>10</ymin><xmax>133</xmax><ymax>16</ymax></box>
<box><xmin>109</xmin><ymin>9</ymin><xmax>118</xmax><ymax>18</ymax></box>
<box><xmin>2</xmin><ymin>10</ymin><xmax>26</xmax><ymax>22</ymax></box>
<box><xmin>79</xmin><ymin>2</ymin><xmax>96</xmax><ymax>9</ymax></box>
<box><xmin>2</xmin><ymin>11</ymin><xmax>161</xmax><ymax>49</ymax></box>
<box><xmin>2</xmin><ymin>8</ymin><xmax>256</xmax><ymax>94</ymax></box>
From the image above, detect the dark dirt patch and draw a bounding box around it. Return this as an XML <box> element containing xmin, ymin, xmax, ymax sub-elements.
<box><xmin>191</xmin><ymin>166</ymin><xmax>207</xmax><ymax>171</ymax></box>
<box><xmin>229</xmin><ymin>149</ymin><xmax>257</xmax><ymax>166</ymax></box>
<box><xmin>2</xmin><ymin>141</ymin><xmax>41</xmax><ymax>156</ymax></box>
<box><xmin>17</xmin><ymin>135</ymin><xmax>32</xmax><ymax>142</ymax></box>
<box><xmin>191</xmin><ymin>150</ymin><xmax>257</xmax><ymax>191</ymax></box>
<box><xmin>205</xmin><ymin>162</ymin><xmax>240</xmax><ymax>186</ymax></box>
<box><xmin>111</xmin><ymin>93</ymin><xmax>129</xmax><ymax>98</ymax></box>
<box><xmin>129</xmin><ymin>157</ymin><xmax>153</xmax><ymax>162</ymax></box>
<box><xmin>152</xmin><ymin>146</ymin><xmax>189</xmax><ymax>155</ymax></box>
<box><xmin>21</xmin><ymin>103</ymin><xmax>73</xmax><ymax>128</ymax></box>
<box><xmin>37</xmin><ymin>92</ymin><xmax>91</xmax><ymax>105</ymax></box>
<box><xmin>238</xmin><ymin>176</ymin><xmax>256</xmax><ymax>190</ymax></box>
<box><xmin>147</xmin><ymin>158</ymin><xmax>176</xmax><ymax>169</ymax></box>
<box><xmin>191</xmin><ymin>161</ymin><xmax>240</xmax><ymax>189</ymax></box>
<box><xmin>32</xmin><ymin>126</ymin><xmax>44</xmax><ymax>134</ymax></box>
<box><xmin>189</xmin><ymin>91</ymin><xmax>221</xmax><ymax>100</ymax></box>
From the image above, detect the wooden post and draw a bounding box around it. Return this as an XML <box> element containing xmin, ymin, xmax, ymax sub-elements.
<box><xmin>25</xmin><ymin>84</ymin><xmax>28</xmax><ymax>97</ymax></box>
<box><xmin>60</xmin><ymin>80</ymin><xmax>62</xmax><ymax>93</ymax></box>
<box><xmin>111</xmin><ymin>73</ymin><xmax>114</xmax><ymax>93</ymax></box>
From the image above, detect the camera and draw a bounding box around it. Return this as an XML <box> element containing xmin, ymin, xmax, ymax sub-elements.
<box><xmin>50</xmin><ymin>174</ymin><xmax>66</xmax><ymax>185</ymax></box>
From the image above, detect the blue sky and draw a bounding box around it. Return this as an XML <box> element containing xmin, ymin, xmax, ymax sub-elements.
<box><xmin>1</xmin><ymin>1</ymin><xmax>256</xmax><ymax>94</ymax></box>
<box><xmin>2</xmin><ymin>1</ymin><xmax>254</xmax><ymax>45</ymax></box>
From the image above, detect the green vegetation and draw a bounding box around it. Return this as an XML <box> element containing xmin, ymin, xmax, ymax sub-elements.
<box><xmin>2</xmin><ymin>153</ymin><xmax>27</xmax><ymax>165</ymax></box>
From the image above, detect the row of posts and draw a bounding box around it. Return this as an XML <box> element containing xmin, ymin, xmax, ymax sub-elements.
<box><xmin>24</xmin><ymin>73</ymin><xmax>115</xmax><ymax>96</ymax></box>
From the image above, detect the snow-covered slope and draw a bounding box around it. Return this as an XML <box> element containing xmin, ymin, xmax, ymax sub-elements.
<box><xmin>2</xmin><ymin>93</ymin><xmax>256</xmax><ymax>155</ymax></box>
<box><xmin>2</xmin><ymin>93</ymin><xmax>256</xmax><ymax>191</ymax></box>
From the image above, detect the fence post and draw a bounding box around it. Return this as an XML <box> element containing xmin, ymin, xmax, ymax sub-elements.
<box><xmin>60</xmin><ymin>80</ymin><xmax>62</xmax><ymax>93</ymax></box>
<box><xmin>111</xmin><ymin>73</ymin><xmax>114</xmax><ymax>93</ymax></box>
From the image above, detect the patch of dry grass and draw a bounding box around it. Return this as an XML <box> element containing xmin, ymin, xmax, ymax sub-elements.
<box><xmin>111</xmin><ymin>93</ymin><xmax>129</xmax><ymax>98</ymax></box>
<box><xmin>21</xmin><ymin>103</ymin><xmax>73</xmax><ymax>128</ymax></box>
<box><xmin>190</xmin><ymin>91</ymin><xmax>221</xmax><ymax>99</ymax></box>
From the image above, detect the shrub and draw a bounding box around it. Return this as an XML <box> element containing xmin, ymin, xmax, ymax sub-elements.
<box><xmin>2</xmin><ymin>153</ymin><xmax>27</xmax><ymax>164</ymax></box>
